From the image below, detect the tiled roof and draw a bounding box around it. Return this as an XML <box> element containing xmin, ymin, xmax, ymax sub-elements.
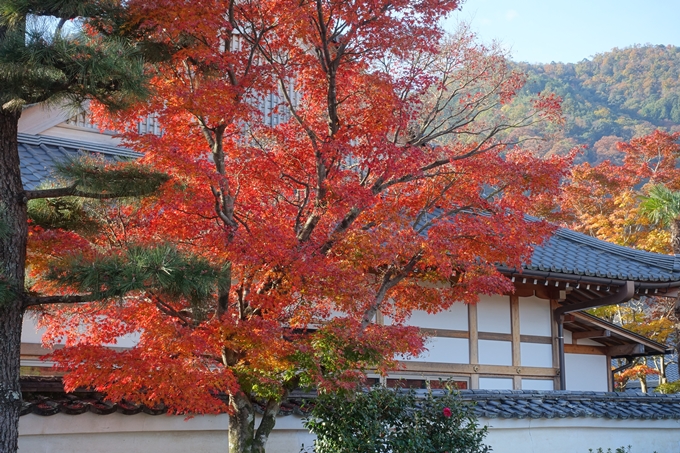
<box><xmin>18</xmin><ymin>133</ymin><xmax>140</xmax><ymax>190</ymax></box>
<box><xmin>20</xmin><ymin>388</ymin><xmax>680</xmax><ymax>420</ymax></box>
<box><xmin>567</xmin><ymin>311</ymin><xmax>667</xmax><ymax>356</ymax></box>
<box><xmin>526</xmin><ymin>228</ymin><xmax>680</xmax><ymax>283</ymax></box>
<box><xmin>456</xmin><ymin>389</ymin><xmax>680</xmax><ymax>420</ymax></box>
<box><xmin>20</xmin><ymin>393</ymin><xmax>312</xmax><ymax>417</ymax></box>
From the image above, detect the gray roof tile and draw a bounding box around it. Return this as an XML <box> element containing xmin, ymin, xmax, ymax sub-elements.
<box><xmin>18</xmin><ymin>133</ymin><xmax>140</xmax><ymax>190</ymax></box>
<box><xmin>453</xmin><ymin>389</ymin><xmax>680</xmax><ymax>420</ymax></box>
<box><xmin>509</xmin><ymin>227</ymin><xmax>680</xmax><ymax>284</ymax></box>
<box><xmin>20</xmin><ymin>384</ymin><xmax>680</xmax><ymax>420</ymax></box>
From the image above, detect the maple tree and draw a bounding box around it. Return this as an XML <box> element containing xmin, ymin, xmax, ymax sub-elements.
<box><xmin>26</xmin><ymin>2</ymin><xmax>569</xmax><ymax>453</ymax></box>
<box><xmin>559</xmin><ymin>130</ymin><xmax>680</xmax><ymax>385</ymax></box>
<box><xmin>615</xmin><ymin>364</ymin><xmax>660</xmax><ymax>393</ymax></box>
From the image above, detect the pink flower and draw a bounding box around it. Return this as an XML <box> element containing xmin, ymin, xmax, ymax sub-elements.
<box><xmin>442</xmin><ymin>407</ymin><xmax>452</xmax><ymax>418</ymax></box>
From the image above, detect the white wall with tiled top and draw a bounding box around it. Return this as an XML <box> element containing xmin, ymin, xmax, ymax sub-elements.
<box><xmin>19</xmin><ymin>413</ymin><xmax>680</xmax><ymax>453</ymax></box>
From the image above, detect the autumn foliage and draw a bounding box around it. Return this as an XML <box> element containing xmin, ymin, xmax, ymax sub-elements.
<box><xmin>560</xmin><ymin>131</ymin><xmax>680</xmax><ymax>385</ymax></box>
<box><xmin>614</xmin><ymin>364</ymin><xmax>659</xmax><ymax>392</ymax></box>
<box><xmin>558</xmin><ymin>130</ymin><xmax>680</xmax><ymax>252</ymax></box>
<box><xmin>26</xmin><ymin>1</ymin><xmax>569</xmax><ymax>450</ymax></box>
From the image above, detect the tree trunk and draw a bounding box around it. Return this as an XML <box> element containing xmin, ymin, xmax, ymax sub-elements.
<box><xmin>0</xmin><ymin>109</ymin><xmax>28</xmax><ymax>453</ymax></box>
<box><xmin>228</xmin><ymin>392</ymin><xmax>281</xmax><ymax>453</ymax></box>
<box><xmin>659</xmin><ymin>358</ymin><xmax>667</xmax><ymax>385</ymax></box>
<box><xmin>229</xmin><ymin>392</ymin><xmax>257</xmax><ymax>453</ymax></box>
<box><xmin>672</xmin><ymin>219</ymin><xmax>680</xmax><ymax>348</ymax></box>
<box><xmin>640</xmin><ymin>376</ymin><xmax>648</xmax><ymax>393</ymax></box>
<box><xmin>671</xmin><ymin>217</ymin><xmax>680</xmax><ymax>255</ymax></box>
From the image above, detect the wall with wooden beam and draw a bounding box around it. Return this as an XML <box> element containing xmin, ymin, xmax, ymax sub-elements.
<box><xmin>388</xmin><ymin>293</ymin><xmax>560</xmax><ymax>390</ymax></box>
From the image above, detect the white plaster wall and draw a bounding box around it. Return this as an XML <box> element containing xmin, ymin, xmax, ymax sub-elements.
<box><xmin>20</xmin><ymin>413</ymin><xmax>680</xmax><ymax>453</ymax></box>
<box><xmin>480</xmin><ymin>418</ymin><xmax>680</xmax><ymax>453</ymax></box>
<box><xmin>521</xmin><ymin>379</ymin><xmax>554</xmax><ymax>391</ymax></box>
<box><xmin>478</xmin><ymin>339</ymin><xmax>512</xmax><ymax>366</ymax></box>
<box><xmin>518</xmin><ymin>296</ymin><xmax>551</xmax><ymax>336</ymax></box>
<box><xmin>403</xmin><ymin>303</ymin><xmax>468</xmax><ymax>330</ymax></box>
<box><xmin>477</xmin><ymin>295</ymin><xmax>511</xmax><ymax>334</ymax></box>
<box><xmin>564</xmin><ymin>329</ymin><xmax>573</xmax><ymax>344</ymax></box>
<box><xmin>519</xmin><ymin>343</ymin><xmax>553</xmax><ymax>368</ymax></box>
<box><xmin>21</xmin><ymin>315</ymin><xmax>140</xmax><ymax>350</ymax></box>
<box><xmin>407</xmin><ymin>337</ymin><xmax>469</xmax><ymax>363</ymax></box>
<box><xmin>479</xmin><ymin>377</ymin><xmax>513</xmax><ymax>390</ymax></box>
<box><xmin>19</xmin><ymin>413</ymin><xmax>315</xmax><ymax>453</ymax></box>
<box><xmin>565</xmin><ymin>353</ymin><xmax>608</xmax><ymax>391</ymax></box>
<box><xmin>21</xmin><ymin>316</ymin><xmax>44</xmax><ymax>344</ymax></box>
<box><xmin>563</xmin><ymin>329</ymin><xmax>608</xmax><ymax>346</ymax></box>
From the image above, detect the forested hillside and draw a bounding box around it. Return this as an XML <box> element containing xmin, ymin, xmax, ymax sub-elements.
<box><xmin>506</xmin><ymin>45</ymin><xmax>680</xmax><ymax>163</ymax></box>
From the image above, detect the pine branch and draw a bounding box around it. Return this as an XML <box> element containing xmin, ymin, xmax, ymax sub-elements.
<box><xmin>46</xmin><ymin>244</ymin><xmax>231</xmax><ymax>312</ymax></box>
<box><xmin>1</xmin><ymin>17</ymin><xmax>149</xmax><ymax>110</ymax></box>
<box><xmin>24</xmin><ymin>183</ymin><xmax>156</xmax><ymax>200</ymax></box>
<box><xmin>23</xmin><ymin>158</ymin><xmax>170</xmax><ymax>201</ymax></box>
<box><xmin>22</xmin><ymin>293</ymin><xmax>98</xmax><ymax>308</ymax></box>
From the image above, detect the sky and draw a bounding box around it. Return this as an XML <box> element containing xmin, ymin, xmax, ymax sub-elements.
<box><xmin>443</xmin><ymin>0</ymin><xmax>680</xmax><ymax>64</ymax></box>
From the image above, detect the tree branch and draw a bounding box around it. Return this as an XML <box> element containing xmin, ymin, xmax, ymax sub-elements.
<box><xmin>23</xmin><ymin>293</ymin><xmax>99</xmax><ymax>308</ymax></box>
<box><xmin>23</xmin><ymin>184</ymin><xmax>160</xmax><ymax>201</ymax></box>
<box><xmin>361</xmin><ymin>251</ymin><xmax>423</xmax><ymax>328</ymax></box>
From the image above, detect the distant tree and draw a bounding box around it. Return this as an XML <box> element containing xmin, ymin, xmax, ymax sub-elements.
<box><xmin>560</xmin><ymin>130</ymin><xmax>680</xmax><ymax>385</ymax></box>
<box><xmin>615</xmin><ymin>364</ymin><xmax>659</xmax><ymax>393</ymax></box>
<box><xmin>503</xmin><ymin>46</ymin><xmax>680</xmax><ymax>164</ymax></box>
<box><xmin>593</xmin><ymin>135</ymin><xmax>624</xmax><ymax>164</ymax></box>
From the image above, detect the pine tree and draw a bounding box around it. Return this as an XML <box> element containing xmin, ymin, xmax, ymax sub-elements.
<box><xmin>0</xmin><ymin>2</ymin><xmax>161</xmax><ymax>451</ymax></box>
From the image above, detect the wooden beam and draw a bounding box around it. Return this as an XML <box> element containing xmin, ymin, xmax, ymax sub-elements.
<box><xmin>478</xmin><ymin>332</ymin><xmax>511</xmax><ymax>342</ymax></box>
<box><xmin>608</xmin><ymin>344</ymin><xmax>645</xmax><ymax>357</ymax></box>
<box><xmin>520</xmin><ymin>334</ymin><xmax>553</xmax><ymax>345</ymax></box>
<box><xmin>572</xmin><ymin>330</ymin><xmax>611</xmax><ymax>340</ymax></box>
<box><xmin>511</xmin><ymin>295</ymin><xmax>521</xmax><ymax>390</ymax></box>
<box><xmin>510</xmin><ymin>295</ymin><xmax>521</xmax><ymax>366</ymax></box>
<box><xmin>563</xmin><ymin>314</ymin><xmax>576</xmax><ymax>323</ymax></box>
<box><xmin>469</xmin><ymin>303</ymin><xmax>478</xmax><ymax>366</ymax></box>
<box><xmin>511</xmin><ymin>283</ymin><xmax>535</xmax><ymax>298</ymax></box>
<box><xmin>564</xmin><ymin>344</ymin><xmax>607</xmax><ymax>355</ymax></box>
<box><xmin>419</xmin><ymin>328</ymin><xmax>469</xmax><ymax>339</ymax></box>
<box><xmin>419</xmin><ymin>329</ymin><xmax>551</xmax><ymax>344</ymax></box>
<box><xmin>400</xmin><ymin>361</ymin><xmax>558</xmax><ymax>377</ymax></box>
<box><xmin>534</xmin><ymin>286</ymin><xmax>561</xmax><ymax>300</ymax></box>
<box><xmin>21</xmin><ymin>343</ymin><xmax>53</xmax><ymax>355</ymax></box>
<box><xmin>550</xmin><ymin>299</ymin><xmax>561</xmax><ymax>390</ymax></box>
<box><xmin>513</xmin><ymin>375</ymin><xmax>522</xmax><ymax>390</ymax></box>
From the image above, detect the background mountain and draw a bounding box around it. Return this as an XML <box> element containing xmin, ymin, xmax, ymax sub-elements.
<box><xmin>504</xmin><ymin>45</ymin><xmax>680</xmax><ymax>163</ymax></box>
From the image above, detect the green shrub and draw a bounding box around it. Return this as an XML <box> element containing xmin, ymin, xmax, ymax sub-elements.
<box><xmin>655</xmin><ymin>380</ymin><xmax>680</xmax><ymax>394</ymax></box>
<box><xmin>303</xmin><ymin>385</ymin><xmax>490</xmax><ymax>453</ymax></box>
